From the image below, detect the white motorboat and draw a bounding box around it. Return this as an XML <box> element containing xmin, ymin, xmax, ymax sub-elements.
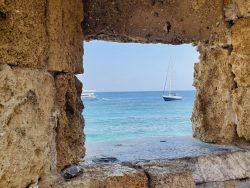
<box><xmin>81</xmin><ymin>90</ymin><xmax>96</xmax><ymax>100</ymax></box>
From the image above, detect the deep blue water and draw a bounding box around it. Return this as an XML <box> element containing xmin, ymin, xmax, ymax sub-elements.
<box><xmin>83</xmin><ymin>91</ymin><xmax>195</xmax><ymax>142</ymax></box>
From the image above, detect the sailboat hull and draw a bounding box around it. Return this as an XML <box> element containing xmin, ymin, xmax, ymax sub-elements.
<box><xmin>163</xmin><ymin>95</ymin><xmax>182</xmax><ymax>101</ymax></box>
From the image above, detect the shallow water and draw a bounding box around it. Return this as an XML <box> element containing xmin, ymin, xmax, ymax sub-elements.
<box><xmin>83</xmin><ymin>91</ymin><xmax>195</xmax><ymax>142</ymax></box>
<box><xmin>84</xmin><ymin>136</ymin><xmax>241</xmax><ymax>162</ymax></box>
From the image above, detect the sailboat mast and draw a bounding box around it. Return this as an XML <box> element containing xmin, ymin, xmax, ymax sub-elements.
<box><xmin>169</xmin><ymin>73</ymin><xmax>172</xmax><ymax>95</ymax></box>
<box><xmin>168</xmin><ymin>59</ymin><xmax>173</xmax><ymax>95</ymax></box>
<box><xmin>163</xmin><ymin>58</ymin><xmax>171</xmax><ymax>95</ymax></box>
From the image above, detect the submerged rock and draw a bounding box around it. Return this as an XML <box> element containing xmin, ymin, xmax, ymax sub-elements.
<box><xmin>92</xmin><ymin>157</ymin><xmax>120</xmax><ymax>164</ymax></box>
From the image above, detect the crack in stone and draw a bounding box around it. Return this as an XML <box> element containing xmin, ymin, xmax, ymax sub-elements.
<box><xmin>144</xmin><ymin>170</ymin><xmax>152</xmax><ymax>188</ymax></box>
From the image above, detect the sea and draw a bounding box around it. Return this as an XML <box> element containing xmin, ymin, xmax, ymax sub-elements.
<box><xmin>83</xmin><ymin>90</ymin><xmax>195</xmax><ymax>143</ymax></box>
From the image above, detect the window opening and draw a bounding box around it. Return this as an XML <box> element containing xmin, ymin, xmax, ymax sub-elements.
<box><xmin>77</xmin><ymin>41</ymin><xmax>199</xmax><ymax>161</ymax></box>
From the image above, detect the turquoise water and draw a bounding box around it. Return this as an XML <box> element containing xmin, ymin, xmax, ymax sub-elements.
<box><xmin>83</xmin><ymin>91</ymin><xmax>195</xmax><ymax>142</ymax></box>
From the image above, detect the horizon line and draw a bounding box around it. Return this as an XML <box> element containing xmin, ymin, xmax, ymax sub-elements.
<box><xmin>84</xmin><ymin>89</ymin><xmax>196</xmax><ymax>93</ymax></box>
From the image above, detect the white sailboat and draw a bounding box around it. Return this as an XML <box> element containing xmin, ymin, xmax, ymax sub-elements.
<box><xmin>162</xmin><ymin>59</ymin><xmax>182</xmax><ymax>101</ymax></box>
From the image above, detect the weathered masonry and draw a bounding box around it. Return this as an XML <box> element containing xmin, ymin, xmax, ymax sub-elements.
<box><xmin>0</xmin><ymin>0</ymin><xmax>250</xmax><ymax>187</ymax></box>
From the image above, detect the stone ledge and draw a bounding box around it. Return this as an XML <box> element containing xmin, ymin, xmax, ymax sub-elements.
<box><xmin>131</xmin><ymin>150</ymin><xmax>250</xmax><ymax>185</ymax></box>
<box><xmin>56</xmin><ymin>149</ymin><xmax>250</xmax><ymax>188</ymax></box>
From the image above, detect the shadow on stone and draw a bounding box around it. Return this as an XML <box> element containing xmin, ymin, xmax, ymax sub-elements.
<box><xmin>0</xmin><ymin>11</ymin><xmax>7</xmax><ymax>20</ymax></box>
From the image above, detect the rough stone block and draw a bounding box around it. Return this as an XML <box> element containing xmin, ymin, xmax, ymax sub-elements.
<box><xmin>230</xmin><ymin>18</ymin><xmax>250</xmax><ymax>141</ymax></box>
<box><xmin>55</xmin><ymin>73</ymin><xmax>84</xmax><ymax>171</ymax></box>
<box><xmin>191</xmin><ymin>151</ymin><xmax>250</xmax><ymax>183</ymax></box>
<box><xmin>197</xmin><ymin>179</ymin><xmax>250</xmax><ymax>188</ymax></box>
<box><xmin>84</xmin><ymin>0</ymin><xmax>228</xmax><ymax>44</ymax></box>
<box><xmin>230</xmin><ymin>18</ymin><xmax>250</xmax><ymax>88</ymax></box>
<box><xmin>235</xmin><ymin>0</ymin><xmax>250</xmax><ymax>18</ymax></box>
<box><xmin>0</xmin><ymin>0</ymin><xmax>83</xmax><ymax>73</ymax></box>
<box><xmin>230</xmin><ymin>55</ymin><xmax>250</xmax><ymax>87</ymax></box>
<box><xmin>0</xmin><ymin>64</ymin><xmax>56</xmax><ymax>188</ymax></box>
<box><xmin>224</xmin><ymin>0</ymin><xmax>250</xmax><ymax>21</ymax></box>
<box><xmin>192</xmin><ymin>45</ymin><xmax>238</xmax><ymax>144</ymax></box>
<box><xmin>232</xmin><ymin>88</ymin><xmax>250</xmax><ymax>140</ymax></box>
<box><xmin>55</xmin><ymin>164</ymin><xmax>148</xmax><ymax>188</ymax></box>
<box><xmin>48</xmin><ymin>0</ymin><xmax>84</xmax><ymax>73</ymax></box>
<box><xmin>133</xmin><ymin>161</ymin><xmax>195</xmax><ymax>188</ymax></box>
<box><xmin>0</xmin><ymin>0</ymin><xmax>47</xmax><ymax>68</ymax></box>
<box><xmin>144</xmin><ymin>166</ymin><xmax>195</xmax><ymax>188</ymax></box>
<box><xmin>134</xmin><ymin>150</ymin><xmax>250</xmax><ymax>186</ymax></box>
<box><xmin>232</xmin><ymin>18</ymin><xmax>250</xmax><ymax>55</ymax></box>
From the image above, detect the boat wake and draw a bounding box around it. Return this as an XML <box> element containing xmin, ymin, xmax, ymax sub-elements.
<box><xmin>101</xmin><ymin>98</ymin><xmax>111</xmax><ymax>101</ymax></box>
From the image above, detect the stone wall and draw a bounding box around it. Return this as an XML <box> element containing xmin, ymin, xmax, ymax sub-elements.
<box><xmin>0</xmin><ymin>0</ymin><xmax>84</xmax><ymax>187</ymax></box>
<box><xmin>0</xmin><ymin>0</ymin><xmax>250</xmax><ymax>187</ymax></box>
<box><xmin>192</xmin><ymin>1</ymin><xmax>250</xmax><ymax>143</ymax></box>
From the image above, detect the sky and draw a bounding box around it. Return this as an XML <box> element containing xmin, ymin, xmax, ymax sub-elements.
<box><xmin>77</xmin><ymin>41</ymin><xmax>199</xmax><ymax>92</ymax></box>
